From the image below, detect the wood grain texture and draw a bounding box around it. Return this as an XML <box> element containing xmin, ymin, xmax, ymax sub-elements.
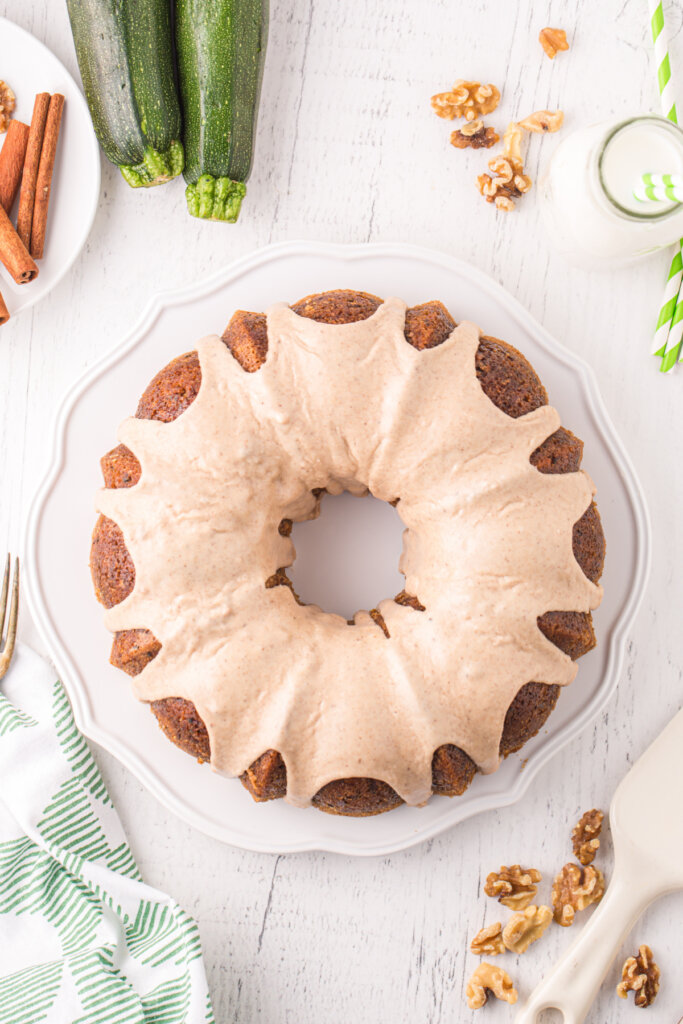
<box><xmin>1</xmin><ymin>1</ymin><xmax>682</xmax><ymax>1021</ymax></box>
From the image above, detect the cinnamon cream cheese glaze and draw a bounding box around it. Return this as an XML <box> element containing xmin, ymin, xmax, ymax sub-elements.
<box><xmin>93</xmin><ymin>296</ymin><xmax>603</xmax><ymax>809</ymax></box>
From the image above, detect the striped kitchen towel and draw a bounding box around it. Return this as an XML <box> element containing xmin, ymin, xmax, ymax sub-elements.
<box><xmin>0</xmin><ymin>644</ymin><xmax>214</xmax><ymax>1024</ymax></box>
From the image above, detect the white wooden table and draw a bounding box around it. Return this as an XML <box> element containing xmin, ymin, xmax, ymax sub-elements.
<box><xmin>2</xmin><ymin>1</ymin><xmax>682</xmax><ymax>1021</ymax></box>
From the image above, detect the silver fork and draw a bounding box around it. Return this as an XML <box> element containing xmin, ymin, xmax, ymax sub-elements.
<box><xmin>0</xmin><ymin>555</ymin><xmax>19</xmax><ymax>680</ymax></box>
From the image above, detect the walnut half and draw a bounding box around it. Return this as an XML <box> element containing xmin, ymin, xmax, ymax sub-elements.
<box><xmin>572</xmin><ymin>808</ymin><xmax>604</xmax><ymax>866</ymax></box>
<box><xmin>451</xmin><ymin>120</ymin><xmax>499</xmax><ymax>150</ymax></box>
<box><xmin>477</xmin><ymin>155</ymin><xmax>532</xmax><ymax>212</ymax></box>
<box><xmin>551</xmin><ymin>863</ymin><xmax>605</xmax><ymax>926</ymax></box>
<box><xmin>539</xmin><ymin>27</ymin><xmax>570</xmax><ymax>60</ymax></box>
<box><xmin>0</xmin><ymin>80</ymin><xmax>15</xmax><ymax>133</ymax></box>
<box><xmin>466</xmin><ymin>963</ymin><xmax>518</xmax><ymax>1010</ymax></box>
<box><xmin>517</xmin><ymin>110</ymin><xmax>564</xmax><ymax>134</ymax></box>
<box><xmin>503</xmin><ymin>122</ymin><xmax>524</xmax><ymax>164</ymax></box>
<box><xmin>617</xmin><ymin>945</ymin><xmax>660</xmax><ymax>1008</ymax></box>
<box><xmin>431</xmin><ymin>80</ymin><xmax>501</xmax><ymax>122</ymax></box>
<box><xmin>484</xmin><ymin>864</ymin><xmax>541</xmax><ymax>909</ymax></box>
<box><xmin>470</xmin><ymin>921</ymin><xmax>505</xmax><ymax>956</ymax></box>
<box><xmin>502</xmin><ymin>905</ymin><xmax>553</xmax><ymax>954</ymax></box>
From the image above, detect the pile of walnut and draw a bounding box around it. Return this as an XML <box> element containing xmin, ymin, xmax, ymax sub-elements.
<box><xmin>477</xmin><ymin>112</ymin><xmax>563</xmax><ymax>212</ymax></box>
<box><xmin>466</xmin><ymin>863</ymin><xmax>551</xmax><ymax>1009</ymax></box>
<box><xmin>465</xmin><ymin>809</ymin><xmax>608</xmax><ymax>1011</ymax></box>
<box><xmin>552</xmin><ymin>808</ymin><xmax>605</xmax><ymax>927</ymax></box>
<box><xmin>430</xmin><ymin>27</ymin><xmax>569</xmax><ymax>212</ymax></box>
<box><xmin>466</xmin><ymin>809</ymin><xmax>661</xmax><ymax>1011</ymax></box>
<box><xmin>430</xmin><ymin>79</ymin><xmax>501</xmax><ymax>154</ymax></box>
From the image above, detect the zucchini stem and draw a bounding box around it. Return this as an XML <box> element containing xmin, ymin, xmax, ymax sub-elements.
<box><xmin>120</xmin><ymin>141</ymin><xmax>184</xmax><ymax>188</ymax></box>
<box><xmin>185</xmin><ymin>174</ymin><xmax>247</xmax><ymax>221</ymax></box>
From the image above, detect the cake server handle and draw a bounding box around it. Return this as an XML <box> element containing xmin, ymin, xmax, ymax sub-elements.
<box><xmin>514</xmin><ymin>867</ymin><xmax>659</xmax><ymax>1024</ymax></box>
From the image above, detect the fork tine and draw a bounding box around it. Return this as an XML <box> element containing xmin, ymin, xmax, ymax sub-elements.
<box><xmin>0</xmin><ymin>558</ymin><xmax>18</xmax><ymax>679</ymax></box>
<box><xmin>0</xmin><ymin>554</ymin><xmax>9</xmax><ymax>640</ymax></box>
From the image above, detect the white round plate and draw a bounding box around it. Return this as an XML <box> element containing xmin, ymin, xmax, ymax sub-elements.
<box><xmin>24</xmin><ymin>241</ymin><xmax>650</xmax><ymax>856</ymax></box>
<box><xmin>0</xmin><ymin>17</ymin><xmax>100</xmax><ymax>320</ymax></box>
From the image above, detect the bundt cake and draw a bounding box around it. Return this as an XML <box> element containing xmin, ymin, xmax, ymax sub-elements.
<box><xmin>90</xmin><ymin>289</ymin><xmax>605</xmax><ymax>816</ymax></box>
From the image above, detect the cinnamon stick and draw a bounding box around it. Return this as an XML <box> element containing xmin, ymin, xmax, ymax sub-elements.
<box><xmin>0</xmin><ymin>290</ymin><xmax>9</xmax><ymax>326</ymax></box>
<box><xmin>16</xmin><ymin>92</ymin><xmax>50</xmax><ymax>249</ymax></box>
<box><xmin>0</xmin><ymin>202</ymin><xmax>38</xmax><ymax>283</ymax></box>
<box><xmin>30</xmin><ymin>93</ymin><xmax>65</xmax><ymax>259</ymax></box>
<box><xmin>0</xmin><ymin>119</ymin><xmax>29</xmax><ymax>212</ymax></box>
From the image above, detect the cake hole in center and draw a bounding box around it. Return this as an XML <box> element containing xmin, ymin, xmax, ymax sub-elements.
<box><xmin>289</xmin><ymin>492</ymin><xmax>405</xmax><ymax>620</ymax></box>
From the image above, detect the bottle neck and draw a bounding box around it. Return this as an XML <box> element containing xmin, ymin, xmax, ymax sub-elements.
<box><xmin>594</xmin><ymin>115</ymin><xmax>683</xmax><ymax>222</ymax></box>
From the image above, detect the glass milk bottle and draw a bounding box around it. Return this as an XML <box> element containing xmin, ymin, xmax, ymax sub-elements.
<box><xmin>540</xmin><ymin>115</ymin><xmax>683</xmax><ymax>265</ymax></box>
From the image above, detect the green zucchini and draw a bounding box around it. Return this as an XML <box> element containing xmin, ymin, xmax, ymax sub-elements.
<box><xmin>66</xmin><ymin>0</ymin><xmax>184</xmax><ymax>187</ymax></box>
<box><xmin>175</xmin><ymin>0</ymin><xmax>269</xmax><ymax>221</ymax></box>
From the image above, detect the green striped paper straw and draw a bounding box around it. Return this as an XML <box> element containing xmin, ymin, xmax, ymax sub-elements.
<box><xmin>650</xmin><ymin>0</ymin><xmax>677</xmax><ymax>122</ymax></box>
<box><xmin>652</xmin><ymin>245</ymin><xmax>682</xmax><ymax>356</ymax></box>
<box><xmin>659</xmin><ymin>277</ymin><xmax>682</xmax><ymax>365</ymax></box>
<box><xmin>634</xmin><ymin>172</ymin><xmax>683</xmax><ymax>202</ymax></box>
<box><xmin>648</xmin><ymin>0</ymin><xmax>682</xmax><ymax>367</ymax></box>
<box><xmin>646</xmin><ymin>172</ymin><xmax>683</xmax><ymax>188</ymax></box>
<box><xmin>661</xmin><ymin>291</ymin><xmax>683</xmax><ymax>369</ymax></box>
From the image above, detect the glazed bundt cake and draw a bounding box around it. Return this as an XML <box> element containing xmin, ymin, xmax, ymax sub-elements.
<box><xmin>90</xmin><ymin>289</ymin><xmax>605</xmax><ymax>816</ymax></box>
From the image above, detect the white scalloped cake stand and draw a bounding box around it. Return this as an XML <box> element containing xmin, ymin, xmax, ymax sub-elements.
<box><xmin>24</xmin><ymin>242</ymin><xmax>650</xmax><ymax>855</ymax></box>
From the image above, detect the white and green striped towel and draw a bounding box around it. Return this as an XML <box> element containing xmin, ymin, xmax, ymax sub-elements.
<box><xmin>0</xmin><ymin>644</ymin><xmax>214</xmax><ymax>1024</ymax></box>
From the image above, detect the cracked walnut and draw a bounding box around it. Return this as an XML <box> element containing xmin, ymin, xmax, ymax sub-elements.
<box><xmin>517</xmin><ymin>110</ymin><xmax>564</xmax><ymax>134</ymax></box>
<box><xmin>572</xmin><ymin>808</ymin><xmax>604</xmax><ymax>866</ymax></box>
<box><xmin>617</xmin><ymin>945</ymin><xmax>660</xmax><ymax>1008</ymax></box>
<box><xmin>466</xmin><ymin>963</ymin><xmax>518</xmax><ymax>1010</ymax></box>
<box><xmin>551</xmin><ymin>863</ymin><xmax>605</xmax><ymax>926</ymax></box>
<box><xmin>484</xmin><ymin>865</ymin><xmax>541</xmax><ymax>910</ymax></box>
<box><xmin>539</xmin><ymin>27</ymin><xmax>570</xmax><ymax>60</ymax></box>
<box><xmin>0</xmin><ymin>81</ymin><xmax>15</xmax><ymax>133</ymax></box>
<box><xmin>502</xmin><ymin>905</ymin><xmax>553</xmax><ymax>954</ymax></box>
<box><xmin>470</xmin><ymin>922</ymin><xmax>505</xmax><ymax>956</ymax></box>
<box><xmin>431</xmin><ymin>80</ymin><xmax>501</xmax><ymax>122</ymax></box>
<box><xmin>451</xmin><ymin>120</ymin><xmax>499</xmax><ymax>150</ymax></box>
<box><xmin>477</xmin><ymin>154</ymin><xmax>531</xmax><ymax>212</ymax></box>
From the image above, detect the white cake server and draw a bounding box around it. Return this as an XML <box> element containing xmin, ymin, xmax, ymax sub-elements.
<box><xmin>515</xmin><ymin>706</ymin><xmax>683</xmax><ymax>1024</ymax></box>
